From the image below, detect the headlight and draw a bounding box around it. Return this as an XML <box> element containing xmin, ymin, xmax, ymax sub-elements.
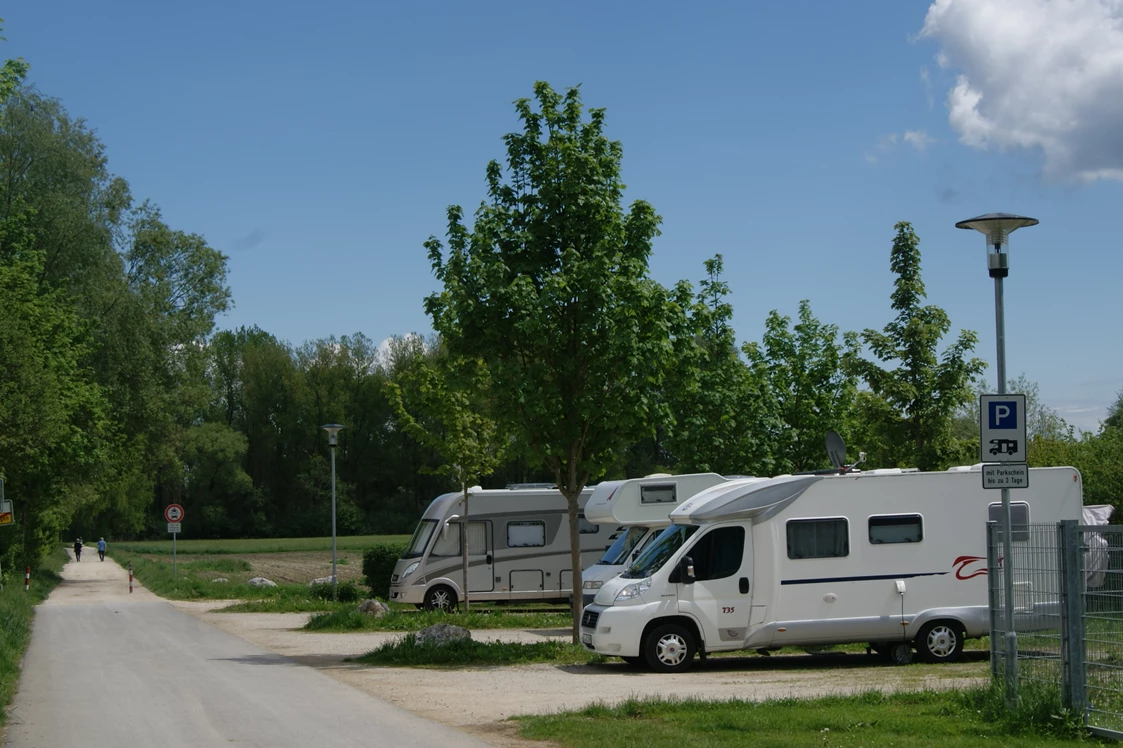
<box><xmin>401</xmin><ymin>561</ymin><xmax>420</xmax><ymax>578</ymax></box>
<box><xmin>583</xmin><ymin>580</ymin><xmax>604</xmax><ymax>590</ymax></box>
<box><xmin>614</xmin><ymin>577</ymin><xmax>652</xmax><ymax>602</ymax></box>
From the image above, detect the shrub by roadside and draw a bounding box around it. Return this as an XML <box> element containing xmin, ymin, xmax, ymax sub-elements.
<box><xmin>0</xmin><ymin>547</ymin><xmax>67</xmax><ymax>728</ymax></box>
<box><xmin>354</xmin><ymin>635</ymin><xmax>600</xmax><ymax>667</ymax></box>
<box><xmin>362</xmin><ymin>543</ymin><xmax>405</xmax><ymax>599</ymax></box>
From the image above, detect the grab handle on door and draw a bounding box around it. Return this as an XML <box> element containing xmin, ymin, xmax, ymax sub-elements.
<box><xmin>486</xmin><ymin>554</ymin><xmax>493</xmax><ymax>565</ymax></box>
<box><xmin>739</xmin><ymin>577</ymin><xmax>750</xmax><ymax>594</ymax></box>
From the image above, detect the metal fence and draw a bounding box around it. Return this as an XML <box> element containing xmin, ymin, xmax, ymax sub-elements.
<box><xmin>987</xmin><ymin>520</ymin><xmax>1123</xmax><ymax>737</ymax></box>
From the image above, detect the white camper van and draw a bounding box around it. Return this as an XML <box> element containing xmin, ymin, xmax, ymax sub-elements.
<box><xmin>389</xmin><ymin>485</ymin><xmax>610</xmax><ymax>610</ymax></box>
<box><xmin>580</xmin><ymin>466</ymin><xmax>1083</xmax><ymax>671</ymax></box>
<box><xmin>580</xmin><ymin>473</ymin><xmax>761</xmax><ymax>606</ymax></box>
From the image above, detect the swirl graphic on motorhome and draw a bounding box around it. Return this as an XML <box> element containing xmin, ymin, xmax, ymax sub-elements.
<box><xmin>953</xmin><ymin>556</ymin><xmax>988</xmax><ymax>580</ymax></box>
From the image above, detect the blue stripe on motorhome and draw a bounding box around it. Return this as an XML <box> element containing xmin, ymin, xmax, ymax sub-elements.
<box><xmin>780</xmin><ymin>571</ymin><xmax>949</xmax><ymax>585</ymax></box>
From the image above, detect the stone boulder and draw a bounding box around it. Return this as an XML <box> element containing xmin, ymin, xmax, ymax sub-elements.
<box><xmin>414</xmin><ymin>623</ymin><xmax>471</xmax><ymax>647</ymax></box>
<box><xmin>308</xmin><ymin>576</ymin><xmax>336</xmax><ymax>587</ymax></box>
<box><xmin>211</xmin><ymin>577</ymin><xmax>229</xmax><ymax>583</ymax></box>
<box><xmin>357</xmin><ymin>599</ymin><xmax>390</xmax><ymax>617</ymax></box>
<box><xmin>247</xmin><ymin>577</ymin><xmax>277</xmax><ymax>588</ymax></box>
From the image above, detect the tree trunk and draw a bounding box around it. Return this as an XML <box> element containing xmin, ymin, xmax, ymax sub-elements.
<box><xmin>461</xmin><ymin>481</ymin><xmax>470</xmax><ymax>612</ymax></box>
<box><xmin>566</xmin><ymin>491</ymin><xmax>582</xmax><ymax>644</ymax></box>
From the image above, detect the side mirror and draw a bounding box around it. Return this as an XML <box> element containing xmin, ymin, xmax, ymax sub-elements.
<box><xmin>680</xmin><ymin>556</ymin><xmax>696</xmax><ymax>585</ymax></box>
<box><xmin>443</xmin><ymin>514</ymin><xmax>460</xmax><ymax>540</ymax></box>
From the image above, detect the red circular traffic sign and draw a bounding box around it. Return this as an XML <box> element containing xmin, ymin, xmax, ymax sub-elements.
<box><xmin>165</xmin><ymin>504</ymin><xmax>184</xmax><ymax>523</ymax></box>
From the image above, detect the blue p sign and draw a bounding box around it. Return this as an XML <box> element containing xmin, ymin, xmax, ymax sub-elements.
<box><xmin>988</xmin><ymin>400</ymin><xmax>1019</xmax><ymax>430</ymax></box>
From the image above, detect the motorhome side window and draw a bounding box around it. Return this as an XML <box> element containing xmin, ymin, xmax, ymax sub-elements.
<box><xmin>507</xmin><ymin>520</ymin><xmax>546</xmax><ymax>547</ymax></box>
<box><xmin>786</xmin><ymin>518</ymin><xmax>849</xmax><ymax>560</ymax></box>
<box><xmin>430</xmin><ymin>522</ymin><xmax>488</xmax><ymax>557</ymax></box>
<box><xmin>868</xmin><ymin>514</ymin><xmax>923</xmax><ymax>544</ymax></box>
<box><xmin>988</xmin><ymin>502</ymin><xmax>1030</xmax><ymax>542</ymax></box>
<box><xmin>577</xmin><ymin>513</ymin><xmax>599</xmax><ymax>534</ymax></box>
<box><xmin>685</xmin><ymin>527</ymin><xmax>745</xmax><ymax>581</ymax></box>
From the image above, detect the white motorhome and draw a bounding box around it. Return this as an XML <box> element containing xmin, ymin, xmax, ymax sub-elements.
<box><xmin>580</xmin><ymin>473</ymin><xmax>760</xmax><ymax>606</ymax></box>
<box><xmin>580</xmin><ymin>466</ymin><xmax>1083</xmax><ymax>671</ymax></box>
<box><xmin>388</xmin><ymin>485</ymin><xmax>611</xmax><ymax>610</ymax></box>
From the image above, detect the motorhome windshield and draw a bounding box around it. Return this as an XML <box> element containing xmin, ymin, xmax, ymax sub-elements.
<box><xmin>402</xmin><ymin>519</ymin><xmax>438</xmax><ymax>559</ymax></box>
<box><xmin>621</xmin><ymin>524</ymin><xmax>699</xmax><ymax>579</ymax></box>
<box><xmin>598</xmin><ymin>526</ymin><xmax>648</xmax><ymax>565</ymax></box>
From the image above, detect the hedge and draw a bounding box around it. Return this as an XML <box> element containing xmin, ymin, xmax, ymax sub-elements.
<box><xmin>362</xmin><ymin>542</ymin><xmax>406</xmax><ymax>599</ymax></box>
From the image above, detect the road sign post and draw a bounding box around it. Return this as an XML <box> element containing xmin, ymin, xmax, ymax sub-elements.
<box><xmin>165</xmin><ymin>505</ymin><xmax>185</xmax><ymax>580</ymax></box>
<box><xmin>979</xmin><ymin>392</ymin><xmax>1029</xmax><ymax>702</ymax></box>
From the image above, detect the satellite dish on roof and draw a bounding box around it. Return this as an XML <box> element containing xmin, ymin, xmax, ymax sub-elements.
<box><xmin>825</xmin><ymin>431</ymin><xmax>847</xmax><ymax>470</ymax></box>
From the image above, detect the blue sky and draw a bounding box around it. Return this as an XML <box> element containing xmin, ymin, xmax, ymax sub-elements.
<box><xmin>7</xmin><ymin>1</ymin><xmax>1123</xmax><ymax>430</ymax></box>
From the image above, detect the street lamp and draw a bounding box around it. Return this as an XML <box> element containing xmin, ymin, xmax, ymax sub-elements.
<box><xmin>321</xmin><ymin>423</ymin><xmax>345</xmax><ymax>600</ymax></box>
<box><xmin>955</xmin><ymin>212</ymin><xmax>1038</xmax><ymax>703</ymax></box>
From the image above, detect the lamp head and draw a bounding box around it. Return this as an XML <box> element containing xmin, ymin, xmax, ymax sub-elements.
<box><xmin>321</xmin><ymin>423</ymin><xmax>345</xmax><ymax>446</ymax></box>
<box><xmin>955</xmin><ymin>213</ymin><xmax>1039</xmax><ymax>278</ymax></box>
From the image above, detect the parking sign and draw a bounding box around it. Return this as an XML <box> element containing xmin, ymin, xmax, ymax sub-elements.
<box><xmin>980</xmin><ymin>394</ymin><xmax>1027</xmax><ymax>463</ymax></box>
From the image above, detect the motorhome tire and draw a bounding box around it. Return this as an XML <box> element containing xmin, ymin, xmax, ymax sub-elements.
<box><xmin>424</xmin><ymin>585</ymin><xmax>457</xmax><ymax>611</ymax></box>
<box><xmin>889</xmin><ymin>642</ymin><xmax>913</xmax><ymax>665</ymax></box>
<box><xmin>916</xmin><ymin>621</ymin><xmax>964</xmax><ymax>663</ymax></box>
<box><xmin>644</xmin><ymin>623</ymin><xmax>696</xmax><ymax>672</ymax></box>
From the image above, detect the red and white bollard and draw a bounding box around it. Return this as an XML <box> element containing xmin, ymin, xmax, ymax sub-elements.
<box><xmin>128</xmin><ymin>562</ymin><xmax>133</xmax><ymax>594</ymax></box>
<box><xmin>25</xmin><ymin>565</ymin><xmax>30</xmax><ymax>592</ymax></box>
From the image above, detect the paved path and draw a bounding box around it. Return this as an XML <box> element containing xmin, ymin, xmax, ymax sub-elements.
<box><xmin>4</xmin><ymin>552</ymin><xmax>487</xmax><ymax>748</ymax></box>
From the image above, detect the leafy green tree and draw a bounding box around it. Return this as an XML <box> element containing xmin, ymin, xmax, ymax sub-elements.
<box><xmin>664</xmin><ymin>255</ymin><xmax>771</xmax><ymax>474</ymax></box>
<box><xmin>0</xmin><ymin>20</ymin><xmax>29</xmax><ymax>101</ymax></box>
<box><xmin>387</xmin><ymin>356</ymin><xmax>507</xmax><ymax>609</ymax></box>
<box><xmin>423</xmin><ymin>82</ymin><xmax>674</xmax><ymax>637</ymax></box>
<box><xmin>852</xmin><ymin>222</ymin><xmax>986</xmax><ymax>470</ymax></box>
<box><xmin>745</xmin><ymin>301</ymin><xmax>860</xmax><ymax>473</ymax></box>
<box><xmin>1104</xmin><ymin>389</ymin><xmax>1123</xmax><ymax>433</ymax></box>
<box><xmin>0</xmin><ymin>211</ymin><xmax>111</xmax><ymax>568</ymax></box>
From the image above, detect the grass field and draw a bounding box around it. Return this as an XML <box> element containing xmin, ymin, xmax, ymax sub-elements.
<box><xmin>0</xmin><ymin>548</ymin><xmax>68</xmax><ymax>728</ymax></box>
<box><xmin>514</xmin><ymin>684</ymin><xmax>1097</xmax><ymax>747</ymax></box>
<box><xmin>111</xmin><ymin>534</ymin><xmax>410</xmax><ymax>555</ymax></box>
<box><xmin>355</xmin><ymin>636</ymin><xmax>600</xmax><ymax>667</ymax></box>
<box><xmin>306</xmin><ymin>607</ymin><xmax>572</xmax><ymax>631</ymax></box>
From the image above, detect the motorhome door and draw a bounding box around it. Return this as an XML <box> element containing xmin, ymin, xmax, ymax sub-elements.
<box><xmin>676</xmin><ymin>525</ymin><xmax>753</xmax><ymax>648</ymax></box>
<box><xmin>466</xmin><ymin>521</ymin><xmax>495</xmax><ymax>593</ymax></box>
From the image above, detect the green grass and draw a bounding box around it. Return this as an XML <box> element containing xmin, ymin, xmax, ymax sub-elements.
<box><xmin>221</xmin><ymin>598</ymin><xmax>354</xmax><ymax>613</ymax></box>
<box><xmin>110</xmin><ymin>534</ymin><xmax>410</xmax><ymax>555</ymax></box>
<box><xmin>111</xmin><ymin>553</ymin><xmax>316</xmax><ymax>601</ymax></box>
<box><xmin>305</xmin><ymin>607</ymin><xmax>572</xmax><ymax>632</ymax></box>
<box><xmin>354</xmin><ymin>635</ymin><xmax>602</xmax><ymax>667</ymax></box>
<box><xmin>515</xmin><ymin>683</ymin><xmax>1098</xmax><ymax>747</ymax></box>
<box><xmin>1</xmin><ymin>547</ymin><xmax>68</xmax><ymax>728</ymax></box>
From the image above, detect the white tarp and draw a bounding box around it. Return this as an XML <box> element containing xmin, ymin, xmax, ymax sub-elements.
<box><xmin>1083</xmin><ymin>505</ymin><xmax>1114</xmax><ymax>589</ymax></box>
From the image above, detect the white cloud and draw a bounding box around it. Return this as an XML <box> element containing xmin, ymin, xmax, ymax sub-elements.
<box><xmin>903</xmin><ymin>129</ymin><xmax>937</xmax><ymax>150</ymax></box>
<box><xmin>920</xmin><ymin>0</ymin><xmax>1123</xmax><ymax>182</ymax></box>
<box><xmin>920</xmin><ymin>66</ymin><xmax>934</xmax><ymax>110</ymax></box>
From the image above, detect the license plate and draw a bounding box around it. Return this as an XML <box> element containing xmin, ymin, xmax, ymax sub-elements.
<box><xmin>581</xmin><ymin>633</ymin><xmax>592</xmax><ymax>645</ymax></box>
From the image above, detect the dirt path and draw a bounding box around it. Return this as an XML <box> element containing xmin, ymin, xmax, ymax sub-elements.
<box><xmin>173</xmin><ymin>600</ymin><xmax>988</xmax><ymax>747</ymax></box>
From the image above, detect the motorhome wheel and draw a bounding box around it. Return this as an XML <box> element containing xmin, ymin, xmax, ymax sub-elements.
<box><xmin>424</xmin><ymin>585</ymin><xmax>457</xmax><ymax>611</ymax></box>
<box><xmin>889</xmin><ymin>642</ymin><xmax>913</xmax><ymax>665</ymax></box>
<box><xmin>644</xmin><ymin>623</ymin><xmax>697</xmax><ymax>673</ymax></box>
<box><xmin>916</xmin><ymin>621</ymin><xmax>964</xmax><ymax>663</ymax></box>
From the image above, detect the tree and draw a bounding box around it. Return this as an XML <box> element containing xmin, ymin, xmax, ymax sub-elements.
<box><xmin>852</xmin><ymin>222</ymin><xmax>986</xmax><ymax>470</ymax></box>
<box><xmin>387</xmin><ymin>356</ymin><xmax>507</xmax><ymax>609</ymax></box>
<box><xmin>663</xmin><ymin>255</ymin><xmax>771</xmax><ymax>474</ymax></box>
<box><xmin>423</xmin><ymin>82</ymin><xmax>674</xmax><ymax>638</ymax></box>
<box><xmin>745</xmin><ymin>301</ymin><xmax>860</xmax><ymax>473</ymax></box>
<box><xmin>1104</xmin><ymin>389</ymin><xmax>1123</xmax><ymax>433</ymax></box>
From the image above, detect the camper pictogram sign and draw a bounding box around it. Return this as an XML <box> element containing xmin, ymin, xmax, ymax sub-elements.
<box><xmin>979</xmin><ymin>394</ymin><xmax>1027</xmax><ymax>463</ymax></box>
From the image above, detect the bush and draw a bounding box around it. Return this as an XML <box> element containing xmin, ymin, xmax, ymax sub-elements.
<box><xmin>309</xmin><ymin>580</ymin><xmax>362</xmax><ymax>603</ymax></box>
<box><xmin>362</xmin><ymin>542</ymin><xmax>406</xmax><ymax>598</ymax></box>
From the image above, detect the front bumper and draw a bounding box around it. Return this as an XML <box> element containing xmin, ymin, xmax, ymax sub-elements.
<box><xmin>388</xmin><ymin>584</ymin><xmax>424</xmax><ymax>604</ymax></box>
<box><xmin>579</xmin><ymin>604</ymin><xmax>644</xmax><ymax>658</ymax></box>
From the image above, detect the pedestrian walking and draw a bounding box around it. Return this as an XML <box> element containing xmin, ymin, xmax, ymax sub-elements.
<box><xmin>97</xmin><ymin>537</ymin><xmax>106</xmax><ymax>561</ymax></box>
<box><xmin>73</xmin><ymin>537</ymin><xmax>83</xmax><ymax>562</ymax></box>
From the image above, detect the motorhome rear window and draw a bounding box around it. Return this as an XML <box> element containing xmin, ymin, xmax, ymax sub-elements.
<box><xmin>868</xmin><ymin>514</ymin><xmax>923</xmax><ymax>544</ymax></box>
<box><xmin>507</xmin><ymin>521</ymin><xmax>546</xmax><ymax>547</ymax></box>
<box><xmin>640</xmin><ymin>483</ymin><xmax>677</xmax><ymax>504</ymax></box>
<box><xmin>988</xmin><ymin>502</ymin><xmax>1030</xmax><ymax>542</ymax></box>
<box><xmin>787</xmin><ymin>518</ymin><xmax>849</xmax><ymax>559</ymax></box>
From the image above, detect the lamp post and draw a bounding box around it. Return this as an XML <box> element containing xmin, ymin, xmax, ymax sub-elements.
<box><xmin>321</xmin><ymin>423</ymin><xmax>344</xmax><ymax>600</ymax></box>
<box><xmin>955</xmin><ymin>212</ymin><xmax>1038</xmax><ymax>704</ymax></box>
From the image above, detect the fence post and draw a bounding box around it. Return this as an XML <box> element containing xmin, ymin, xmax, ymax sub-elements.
<box><xmin>986</xmin><ymin>521</ymin><xmax>1001</xmax><ymax>680</ymax></box>
<box><xmin>1059</xmin><ymin>520</ymin><xmax>1086</xmax><ymax>713</ymax></box>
